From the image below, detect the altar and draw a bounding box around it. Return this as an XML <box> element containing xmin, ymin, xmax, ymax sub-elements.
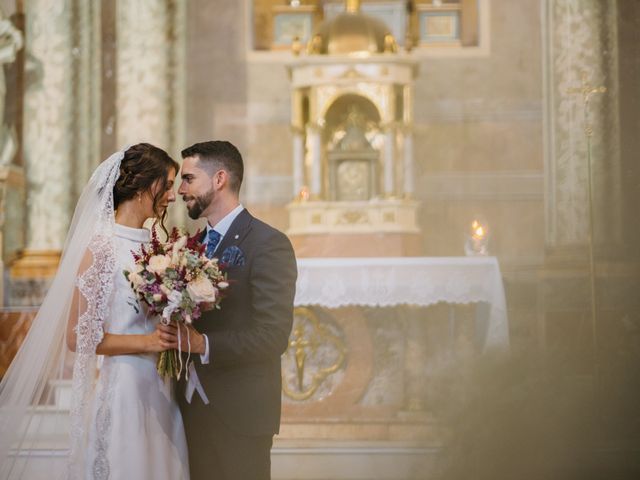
<box><xmin>294</xmin><ymin>256</ymin><xmax>509</xmax><ymax>349</ymax></box>
<box><xmin>281</xmin><ymin>255</ymin><xmax>509</xmax><ymax>415</ymax></box>
<box><xmin>273</xmin><ymin>256</ymin><xmax>509</xmax><ymax>479</ymax></box>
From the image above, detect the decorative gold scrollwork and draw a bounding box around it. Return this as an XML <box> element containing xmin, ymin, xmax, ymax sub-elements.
<box><xmin>282</xmin><ymin>307</ymin><xmax>347</xmax><ymax>401</ymax></box>
<box><xmin>337</xmin><ymin>210</ymin><xmax>368</xmax><ymax>225</ymax></box>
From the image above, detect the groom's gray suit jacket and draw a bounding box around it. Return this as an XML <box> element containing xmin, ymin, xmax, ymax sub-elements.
<box><xmin>178</xmin><ymin>209</ymin><xmax>297</xmax><ymax>437</ymax></box>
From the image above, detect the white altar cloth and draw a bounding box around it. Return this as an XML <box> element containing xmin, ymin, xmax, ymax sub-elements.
<box><xmin>295</xmin><ymin>257</ymin><xmax>509</xmax><ymax>348</ymax></box>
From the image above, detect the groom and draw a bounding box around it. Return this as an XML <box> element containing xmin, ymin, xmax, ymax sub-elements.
<box><xmin>158</xmin><ymin>140</ymin><xmax>297</xmax><ymax>479</ymax></box>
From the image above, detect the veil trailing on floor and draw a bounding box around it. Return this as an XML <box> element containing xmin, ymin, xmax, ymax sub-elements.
<box><xmin>0</xmin><ymin>149</ymin><xmax>124</xmax><ymax>479</ymax></box>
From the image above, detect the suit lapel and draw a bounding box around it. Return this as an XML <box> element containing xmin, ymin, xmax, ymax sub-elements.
<box><xmin>214</xmin><ymin>208</ymin><xmax>253</xmax><ymax>256</ymax></box>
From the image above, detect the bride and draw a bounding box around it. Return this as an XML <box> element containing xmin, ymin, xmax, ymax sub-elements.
<box><xmin>0</xmin><ymin>144</ymin><xmax>190</xmax><ymax>479</ymax></box>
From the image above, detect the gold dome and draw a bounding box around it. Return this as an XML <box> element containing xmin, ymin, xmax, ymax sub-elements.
<box><xmin>307</xmin><ymin>1</ymin><xmax>396</xmax><ymax>56</ymax></box>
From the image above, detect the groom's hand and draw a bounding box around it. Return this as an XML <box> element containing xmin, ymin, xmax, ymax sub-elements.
<box><xmin>156</xmin><ymin>322</ymin><xmax>206</xmax><ymax>355</ymax></box>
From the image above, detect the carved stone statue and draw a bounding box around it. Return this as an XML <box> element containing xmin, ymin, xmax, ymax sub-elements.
<box><xmin>0</xmin><ymin>8</ymin><xmax>23</xmax><ymax>166</ymax></box>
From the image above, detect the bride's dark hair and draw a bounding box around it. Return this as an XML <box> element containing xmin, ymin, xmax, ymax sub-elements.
<box><xmin>113</xmin><ymin>143</ymin><xmax>179</xmax><ymax>235</ymax></box>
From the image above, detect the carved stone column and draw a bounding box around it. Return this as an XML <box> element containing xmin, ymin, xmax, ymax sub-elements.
<box><xmin>540</xmin><ymin>0</ymin><xmax>625</xmax><ymax>362</ymax></box>
<box><xmin>543</xmin><ymin>0</ymin><xmax>621</xmax><ymax>254</ymax></box>
<box><xmin>115</xmin><ymin>0</ymin><xmax>171</xmax><ymax>148</ymax></box>
<box><xmin>292</xmin><ymin>128</ymin><xmax>305</xmax><ymax>197</ymax></box>
<box><xmin>115</xmin><ymin>0</ymin><xmax>186</xmax><ymax>229</ymax></box>
<box><xmin>72</xmin><ymin>1</ymin><xmax>102</xmax><ymax>196</ymax></box>
<box><xmin>402</xmin><ymin>129</ymin><xmax>414</xmax><ymax>198</ymax></box>
<box><xmin>16</xmin><ymin>0</ymin><xmax>74</xmax><ymax>285</ymax></box>
<box><xmin>10</xmin><ymin>1</ymin><xmax>103</xmax><ymax>305</ymax></box>
<box><xmin>383</xmin><ymin>124</ymin><xmax>395</xmax><ymax>197</ymax></box>
<box><xmin>307</xmin><ymin>124</ymin><xmax>322</xmax><ymax>199</ymax></box>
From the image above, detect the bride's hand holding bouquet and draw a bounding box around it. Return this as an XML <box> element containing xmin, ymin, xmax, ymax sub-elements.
<box><xmin>124</xmin><ymin>227</ymin><xmax>228</xmax><ymax>379</ymax></box>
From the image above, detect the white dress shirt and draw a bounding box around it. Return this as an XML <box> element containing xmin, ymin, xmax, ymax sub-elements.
<box><xmin>200</xmin><ymin>204</ymin><xmax>244</xmax><ymax>364</ymax></box>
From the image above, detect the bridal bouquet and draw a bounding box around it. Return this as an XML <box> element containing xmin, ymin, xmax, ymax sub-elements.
<box><xmin>124</xmin><ymin>227</ymin><xmax>228</xmax><ymax>379</ymax></box>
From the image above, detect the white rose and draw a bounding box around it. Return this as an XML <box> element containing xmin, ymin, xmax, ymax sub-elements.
<box><xmin>127</xmin><ymin>271</ymin><xmax>144</xmax><ymax>288</ymax></box>
<box><xmin>147</xmin><ymin>255</ymin><xmax>171</xmax><ymax>274</ymax></box>
<box><xmin>187</xmin><ymin>276</ymin><xmax>218</xmax><ymax>303</ymax></box>
<box><xmin>218</xmin><ymin>281</ymin><xmax>229</xmax><ymax>290</ymax></box>
<box><xmin>152</xmin><ymin>293</ymin><xmax>162</xmax><ymax>302</ymax></box>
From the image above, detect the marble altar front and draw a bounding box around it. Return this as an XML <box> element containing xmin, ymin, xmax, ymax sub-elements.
<box><xmin>274</xmin><ymin>256</ymin><xmax>509</xmax><ymax>477</ymax></box>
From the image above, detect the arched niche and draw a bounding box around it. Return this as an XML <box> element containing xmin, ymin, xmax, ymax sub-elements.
<box><xmin>323</xmin><ymin>94</ymin><xmax>382</xmax><ymax>201</ymax></box>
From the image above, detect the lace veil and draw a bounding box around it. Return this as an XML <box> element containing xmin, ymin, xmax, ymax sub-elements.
<box><xmin>0</xmin><ymin>149</ymin><xmax>125</xmax><ymax>479</ymax></box>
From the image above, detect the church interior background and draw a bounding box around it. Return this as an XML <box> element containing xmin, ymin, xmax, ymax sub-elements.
<box><xmin>0</xmin><ymin>0</ymin><xmax>639</xmax><ymax>478</ymax></box>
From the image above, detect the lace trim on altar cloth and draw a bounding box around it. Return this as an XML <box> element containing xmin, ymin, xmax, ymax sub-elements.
<box><xmin>294</xmin><ymin>257</ymin><xmax>510</xmax><ymax>348</ymax></box>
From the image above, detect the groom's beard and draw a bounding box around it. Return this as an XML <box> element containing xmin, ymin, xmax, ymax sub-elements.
<box><xmin>184</xmin><ymin>189</ymin><xmax>214</xmax><ymax>220</ymax></box>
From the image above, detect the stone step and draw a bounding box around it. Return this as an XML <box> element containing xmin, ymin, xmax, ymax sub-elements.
<box><xmin>7</xmin><ymin>380</ymin><xmax>439</xmax><ymax>479</ymax></box>
<box><xmin>7</xmin><ymin>442</ymin><xmax>439</xmax><ymax>480</ymax></box>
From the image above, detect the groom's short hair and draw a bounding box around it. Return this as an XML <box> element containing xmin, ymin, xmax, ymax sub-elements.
<box><xmin>181</xmin><ymin>141</ymin><xmax>244</xmax><ymax>193</ymax></box>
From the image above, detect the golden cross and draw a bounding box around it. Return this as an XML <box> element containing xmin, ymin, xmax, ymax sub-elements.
<box><xmin>566</xmin><ymin>71</ymin><xmax>607</xmax><ymax>137</ymax></box>
<box><xmin>566</xmin><ymin>70</ymin><xmax>607</xmax><ymax>388</ymax></box>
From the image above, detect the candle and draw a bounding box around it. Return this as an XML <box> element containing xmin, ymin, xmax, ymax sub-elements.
<box><xmin>465</xmin><ymin>219</ymin><xmax>489</xmax><ymax>256</ymax></box>
<box><xmin>298</xmin><ymin>186</ymin><xmax>310</xmax><ymax>202</ymax></box>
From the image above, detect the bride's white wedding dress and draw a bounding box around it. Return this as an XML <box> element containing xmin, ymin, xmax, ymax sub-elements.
<box><xmin>85</xmin><ymin>223</ymin><xmax>189</xmax><ymax>480</ymax></box>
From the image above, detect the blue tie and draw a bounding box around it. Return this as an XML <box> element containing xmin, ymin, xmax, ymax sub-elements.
<box><xmin>206</xmin><ymin>229</ymin><xmax>222</xmax><ymax>258</ymax></box>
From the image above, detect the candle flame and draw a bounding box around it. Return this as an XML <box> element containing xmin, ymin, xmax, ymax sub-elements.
<box><xmin>470</xmin><ymin>220</ymin><xmax>487</xmax><ymax>239</ymax></box>
<box><xmin>298</xmin><ymin>186</ymin><xmax>310</xmax><ymax>201</ymax></box>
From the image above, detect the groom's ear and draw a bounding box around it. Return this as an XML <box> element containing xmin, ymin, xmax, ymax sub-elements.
<box><xmin>213</xmin><ymin>169</ymin><xmax>228</xmax><ymax>191</ymax></box>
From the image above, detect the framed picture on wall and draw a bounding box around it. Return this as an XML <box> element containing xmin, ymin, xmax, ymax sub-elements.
<box><xmin>417</xmin><ymin>6</ymin><xmax>461</xmax><ymax>44</ymax></box>
<box><xmin>272</xmin><ymin>6</ymin><xmax>317</xmax><ymax>49</ymax></box>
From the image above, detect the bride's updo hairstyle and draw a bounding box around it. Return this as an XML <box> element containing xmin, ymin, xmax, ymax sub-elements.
<box><xmin>113</xmin><ymin>143</ymin><xmax>179</xmax><ymax>234</ymax></box>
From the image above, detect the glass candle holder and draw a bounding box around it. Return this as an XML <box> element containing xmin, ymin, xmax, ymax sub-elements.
<box><xmin>464</xmin><ymin>220</ymin><xmax>489</xmax><ymax>256</ymax></box>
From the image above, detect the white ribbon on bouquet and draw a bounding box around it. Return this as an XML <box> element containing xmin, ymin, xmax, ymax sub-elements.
<box><xmin>162</xmin><ymin>290</ymin><xmax>208</xmax><ymax>403</ymax></box>
<box><xmin>162</xmin><ymin>291</ymin><xmax>188</xmax><ymax>380</ymax></box>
